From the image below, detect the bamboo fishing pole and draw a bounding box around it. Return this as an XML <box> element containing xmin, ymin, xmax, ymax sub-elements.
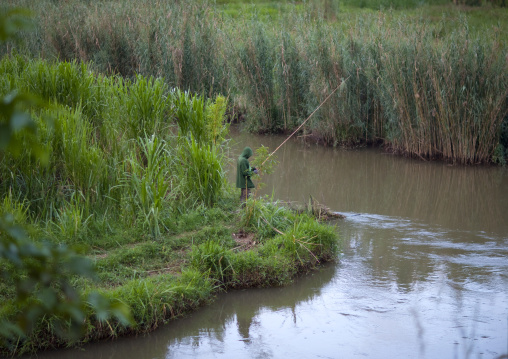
<box><xmin>260</xmin><ymin>77</ymin><xmax>349</xmax><ymax>167</ymax></box>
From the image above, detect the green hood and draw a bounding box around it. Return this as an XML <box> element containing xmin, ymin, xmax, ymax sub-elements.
<box><xmin>241</xmin><ymin>147</ymin><xmax>253</xmax><ymax>159</ymax></box>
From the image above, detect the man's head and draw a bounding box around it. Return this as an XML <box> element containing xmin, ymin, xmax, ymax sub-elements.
<box><xmin>241</xmin><ymin>147</ymin><xmax>253</xmax><ymax>159</ymax></box>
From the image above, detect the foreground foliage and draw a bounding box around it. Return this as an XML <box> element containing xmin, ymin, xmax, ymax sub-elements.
<box><xmin>0</xmin><ymin>13</ymin><xmax>134</xmax><ymax>353</ymax></box>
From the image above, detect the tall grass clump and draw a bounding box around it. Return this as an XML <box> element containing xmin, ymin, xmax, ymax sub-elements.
<box><xmin>0</xmin><ymin>191</ymin><xmax>30</xmax><ymax>225</ymax></box>
<box><xmin>236</xmin><ymin>19</ymin><xmax>279</xmax><ymax>132</ymax></box>
<box><xmin>174</xmin><ymin>89</ymin><xmax>208</xmax><ymax>143</ymax></box>
<box><xmin>123</xmin><ymin>135</ymin><xmax>173</xmax><ymax>239</ymax></box>
<box><xmin>0</xmin><ymin>55</ymin><xmax>232</xmax><ymax>240</ymax></box>
<box><xmin>0</xmin><ymin>103</ymin><xmax>110</xmax><ymax>224</ymax></box>
<box><xmin>172</xmin><ymin>90</ymin><xmax>230</xmax><ymax>208</ymax></box>
<box><xmin>264</xmin><ymin>214</ymin><xmax>339</xmax><ymax>264</ymax></box>
<box><xmin>52</xmin><ymin>192</ymin><xmax>91</xmax><ymax>238</ymax></box>
<box><xmin>240</xmin><ymin>200</ymin><xmax>295</xmax><ymax>241</ymax></box>
<box><xmin>376</xmin><ymin>19</ymin><xmax>508</xmax><ymax>163</ymax></box>
<box><xmin>120</xmin><ymin>75</ymin><xmax>174</xmax><ymax>139</ymax></box>
<box><xmin>176</xmin><ymin>135</ymin><xmax>228</xmax><ymax>208</ymax></box>
<box><xmin>190</xmin><ymin>240</ymin><xmax>234</xmax><ymax>285</ymax></box>
<box><xmin>205</xmin><ymin>95</ymin><xmax>229</xmax><ymax>145</ymax></box>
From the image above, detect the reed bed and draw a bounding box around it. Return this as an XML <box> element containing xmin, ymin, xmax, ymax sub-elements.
<box><xmin>375</xmin><ymin>19</ymin><xmax>508</xmax><ymax>163</ymax></box>
<box><xmin>2</xmin><ymin>0</ymin><xmax>506</xmax><ymax>163</ymax></box>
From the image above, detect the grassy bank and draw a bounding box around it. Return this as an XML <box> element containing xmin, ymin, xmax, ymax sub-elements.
<box><xmin>0</xmin><ymin>57</ymin><xmax>340</xmax><ymax>356</ymax></box>
<box><xmin>1</xmin><ymin>0</ymin><xmax>507</xmax><ymax>164</ymax></box>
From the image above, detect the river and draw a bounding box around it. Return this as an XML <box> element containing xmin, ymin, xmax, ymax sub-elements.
<box><xmin>32</xmin><ymin>127</ymin><xmax>508</xmax><ymax>358</ymax></box>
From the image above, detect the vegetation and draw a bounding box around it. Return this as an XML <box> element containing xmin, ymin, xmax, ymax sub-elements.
<box><xmin>0</xmin><ymin>10</ymin><xmax>133</xmax><ymax>354</ymax></box>
<box><xmin>0</xmin><ymin>56</ymin><xmax>341</xmax><ymax>356</ymax></box>
<box><xmin>1</xmin><ymin>0</ymin><xmax>507</xmax><ymax>164</ymax></box>
<box><xmin>1</xmin><ymin>0</ymin><xmax>505</xmax><ymax>354</ymax></box>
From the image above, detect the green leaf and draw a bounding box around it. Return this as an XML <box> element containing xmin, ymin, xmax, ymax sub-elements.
<box><xmin>38</xmin><ymin>288</ymin><xmax>58</xmax><ymax>310</ymax></box>
<box><xmin>10</xmin><ymin>111</ymin><xmax>35</xmax><ymax>132</ymax></box>
<box><xmin>0</xmin><ymin>8</ymin><xmax>34</xmax><ymax>43</ymax></box>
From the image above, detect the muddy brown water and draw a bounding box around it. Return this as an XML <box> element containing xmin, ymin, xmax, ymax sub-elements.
<box><xmin>31</xmin><ymin>127</ymin><xmax>508</xmax><ymax>358</ymax></box>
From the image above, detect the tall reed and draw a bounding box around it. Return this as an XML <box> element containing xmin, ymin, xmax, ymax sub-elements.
<box><xmin>121</xmin><ymin>74</ymin><xmax>173</xmax><ymax>139</ymax></box>
<box><xmin>124</xmin><ymin>135</ymin><xmax>172</xmax><ymax>239</ymax></box>
<box><xmin>2</xmin><ymin>0</ymin><xmax>507</xmax><ymax>163</ymax></box>
<box><xmin>236</xmin><ymin>19</ymin><xmax>278</xmax><ymax>131</ymax></box>
<box><xmin>275</xmin><ymin>29</ymin><xmax>311</xmax><ymax>131</ymax></box>
<box><xmin>376</xmin><ymin>19</ymin><xmax>508</xmax><ymax>163</ymax></box>
<box><xmin>176</xmin><ymin>135</ymin><xmax>228</xmax><ymax>208</ymax></box>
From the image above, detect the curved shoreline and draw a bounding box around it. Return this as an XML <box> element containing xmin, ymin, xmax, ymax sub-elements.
<box><xmin>4</xmin><ymin>201</ymin><xmax>341</xmax><ymax>357</ymax></box>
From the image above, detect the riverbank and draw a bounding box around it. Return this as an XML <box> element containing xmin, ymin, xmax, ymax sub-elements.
<box><xmin>0</xmin><ymin>57</ymin><xmax>340</xmax><ymax>356</ymax></box>
<box><xmin>2</xmin><ymin>199</ymin><xmax>340</xmax><ymax>356</ymax></box>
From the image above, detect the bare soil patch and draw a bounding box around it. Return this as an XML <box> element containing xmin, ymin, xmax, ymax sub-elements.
<box><xmin>231</xmin><ymin>230</ymin><xmax>257</xmax><ymax>251</ymax></box>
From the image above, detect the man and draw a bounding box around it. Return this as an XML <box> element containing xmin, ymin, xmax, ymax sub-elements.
<box><xmin>236</xmin><ymin>146</ymin><xmax>258</xmax><ymax>204</ymax></box>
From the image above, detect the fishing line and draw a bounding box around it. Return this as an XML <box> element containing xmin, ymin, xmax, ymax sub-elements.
<box><xmin>261</xmin><ymin>76</ymin><xmax>349</xmax><ymax>167</ymax></box>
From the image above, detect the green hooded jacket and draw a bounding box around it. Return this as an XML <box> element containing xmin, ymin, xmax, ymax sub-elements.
<box><xmin>236</xmin><ymin>147</ymin><xmax>255</xmax><ymax>189</ymax></box>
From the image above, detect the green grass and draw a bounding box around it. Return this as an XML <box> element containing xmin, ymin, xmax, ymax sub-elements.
<box><xmin>215</xmin><ymin>0</ymin><xmax>508</xmax><ymax>35</ymax></box>
<box><xmin>1</xmin><ymin>195</ymin><xmax>340</xmax><ymax>355</ymax></box>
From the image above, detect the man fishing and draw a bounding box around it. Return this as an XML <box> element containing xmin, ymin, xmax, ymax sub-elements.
<box><xmin>234</xmin><ymin>81</ymin><xmax>346</xmax><ymax>207</ymax></box>
<box><xmin>236</xmin><ymin>146</ymin><xmax>258</xmax><ymax>205</ymax></box>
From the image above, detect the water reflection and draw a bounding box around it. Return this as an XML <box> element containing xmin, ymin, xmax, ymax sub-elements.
<box><xmin>163</xmin><ymin>263</ymin><xmax>336</xmax><ymax>358</ymax></box>
<box><xmin>340</xmin><ymin>213</ymin><xmax>508</xmax><ymax>294</ymax></box>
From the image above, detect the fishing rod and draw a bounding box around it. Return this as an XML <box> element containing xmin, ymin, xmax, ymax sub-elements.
<box><xmin>261</xmin><ymin>76</ymin><xmax>349</xmax><ymax>167</ymax></box>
